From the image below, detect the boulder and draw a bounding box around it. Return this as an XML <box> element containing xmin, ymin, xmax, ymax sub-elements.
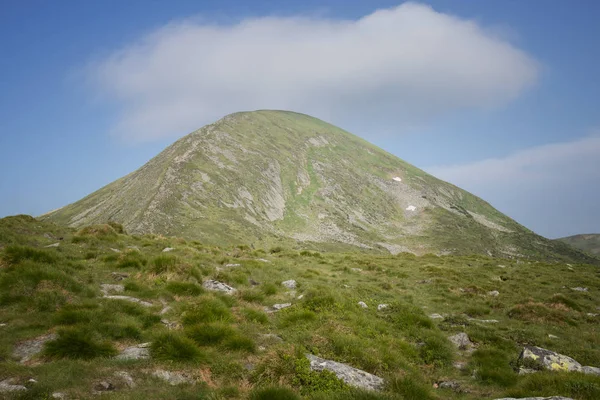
<box><xmin>519</xmin><ymin>346</ymin><xmax>600</xmax><ymax>375</ymax></box>
<box><xmin>0</xmin><ymin>379</ymin><xmax>27</xmax><ymax>393</ymax></box>
<box><xmin>115</xmin><ymin>343</ymin><xmax>151</xmax><ymax>361</ymax></box>
<box><xmin>13</xmin><ymin>332</ymin><xmax>57</xmax><ymax>363</ymax></box>
<box><xmin>306</xmin><ymin>354</ymin><xmax>384</xmax><ymax>391</ymax></box>
<box><xmin>282</xmin><ymin>280</ymin><xmax>297</xmax><ymax>289</ymax></box>
<box><xmin>448</xmin><ymin>332</ymin><xmax>474</xmax><ymax>351</ymax></box>
<box><xmin>429</xmin><ymin>313</ymin><xmax>444</xmax><ymax>320</ymax></box>
<box><xmin>377</xmin><ymin>304</ymin><xmax>389</xmax><ymax>311</ymax></box>
<box><xmin>162</xmin><ymin>247</ymin><xmax>175</xmax><ymax>252</ymax></box>
<box><xmin>358</xmin><ymin>301</ymin><xmax>368</xmax><ymax>309</ymax></box>
<box><xmin>151</xmin><ymin>370</ymin><xmax>194</xmax><ymax>385</ymax></box>
<box><xmin>203</xmin><ymin>280</ymin><xmax>237</xmax><ymax>295</ymax></box>
<box><xmin>488</xmin><ymin>290</ymin><xmax>500</xmax><ymax>297</ymax></box>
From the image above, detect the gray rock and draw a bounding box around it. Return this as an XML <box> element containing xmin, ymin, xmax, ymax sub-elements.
<box><xmin>587</xmin><ymin>313</ymin><xmax>599</xmax><ymax>317</ymax></box>
<box><xmin>351</xmin><ymin>268</ymin><xmax>362</xmax><ymax>272</ymax></box>
<box><xmin>0</xmin><ymin>379</ymin><xmax>27</xmax><ymax>392</ymax></box>
<box><xmin>358</xmin><ymin>301</ymin><xmax>368</xmax><ymax>309</ymax></box>
<box><xmin>306</xmin><ymin>354</ymin><xmax>384</xmax><ymax>391</ymax></box>
<box><xmin>100</xmin><ymin>284</ymin><xmax>124</xmax><ymax>295</ymax></box>
<box><xmin>0</xmin><ymin>323</ymin><xmax>7</xmax><ymax>327</ymax></box>
<box><xmin>203</xmin><ymin>279</ymin><xmax>236</xmax><ymax>294</ymax></box>
<box><xmin>13</xmin><ymin>332</ymin><xmax>57</xmax><ymax>363</ymax></box>
<box><xmin>488</xmin><ymin>290</ymin><xmax>500</xmax><ymax>297</ymax></box>
<box><xmin>51</xmin><ymin>393</ymin><xmax>66</xmax><ymax>399</ymax></box>
<box><xmin>377</xmin><ymin>304</ymin><xmax>389</xmax><ymax>311</ymax></box>
<box><xmin>448</xmin><ymin>332</ymin><xmax>474</xmax><ymax>351</ymax></box>
<box><xmin>111</xmin><ymin>272</ymin><xmax>129</xmax><ymax>281</ymax></box>
<box><xmin>256</xmin><ymin>258</ymin><xmax>271</xmax><ymax>263</ymax></box>
<box><xmin>271</xmin><ymin>303</ymin><xmax>292</xmax><ymax>311</ymax></box>
<box><xmin>93</xmin><ymin>381</ymin><xmax>115</xmax><ymax>392</ymax></box>
<box><xmin>437</xmin><ymin>381</ymin><xmax>461</xmax><ymax>390</ymax></box>
<box><xmin>429</xmin><ymin>313</ymin><xmax>444</xmax><ymax>320</ymax></box>
<box><xmin>468</xmin><ymin>318</ymin><xmax>499</xmax><ymax>323</ymax></box>
<box><xmin>225</xmin><ymin>263</ymin><xmax>241</xmax><ymax>267</ymax></box>
<box><xmin>571</xmin><ymin>287</ymin><xmax>588</xmax><ymax>292</ymax></box>
<box><xmin>103</xmin><ymin>295</ymin><xmax>153</xmax><ymax>307</ymax></box>
<box><xmin>160</xmin><ymin>305</ymin><xmax>172</xmax><ymax>315</ymax></box>
<box><xmin>519</xmin><ymin>346</ymin><xmax>600</xmax><ymax>375</ymax></box>
<box><xmin>297</xmin><ymin>294</ymin><xmax>304</xmax><ymax>299</ymax></box>
<box><xmin>162</xmin><ymin>247</ymin><xmax>175</xmax><ymax>252</ymax></box>
<box><xmin>151</xmin><ymin>370</ymin><xmax>193</xmax><ymax>385</ymax></box>
<box><xmin>259</xmin><ymin>333</ymin><xmax>283</xmax><ymax>343</ymax></box>
<box><xmin>282</xmin><ymin>279</ymin><xmax>297</xmax><ymax>289</ymax></box>
<box><xmin>115</xmin><ymin>343</ymin><xmax>151</xmax><ymax>360</ymax></box>
<box><xmin>495</xmin><ymin>397</ymin><xmax>574</xmax><ymax>400</ymax></box>
<box><xmin>110</xmin><ymin>248</ymin><xmax>121</xmax><ymax>253</ymax></box>
<box><xmin>114</xmin><ymin>371</ymin><xmax>136</xmax><ymax>388</ymax></box>
<box><xmin>548</xmin><ymin>334</ymin><xmax>559</xmax><ymax>339</ymax></box>
<box><xmin>44</xmin><ymin>243</ymin><xmax>60</xmax><ymax>248</ymax></box>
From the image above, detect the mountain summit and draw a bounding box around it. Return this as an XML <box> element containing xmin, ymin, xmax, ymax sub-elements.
<box><xmin>43</xmin><ymin>110</ymin><xmax>591</xmax><ymax>262</ymax></box>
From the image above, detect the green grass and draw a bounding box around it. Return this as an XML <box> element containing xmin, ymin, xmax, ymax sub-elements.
<box><xmin>150</xmin><ymin>332</ymin><xmax>205</xmax><ymax>363</ymax></box>
<box><xmin>44</xmin><ymin>328</ymin><xmax>117</xmax><ymax>360</ymax></box>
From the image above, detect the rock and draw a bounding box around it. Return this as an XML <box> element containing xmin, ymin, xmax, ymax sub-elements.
<box><xmin>259</xmin><ymin>333</ymin><xmax>283</xmax><ymax>343</ymax></box>
<box><xmin>271</xmin><ymin>303</ymin><xmax>292</xmax><ymax>311</ymax></box>
<box><xmin>467</xmin><ymin>318</ymin><xmax>499</xmax><ymax>323</ymax></box>
<box><xmin>453</xmin><ymin>361</ymin><xmax>467</xmax><ymax>370</ymax></box>
<box><xmin>203</xmin><ymin>279</ymin><xmax>236</xmax><ymax>294</ymax></box>
<box><xmin>110</xmin><ymin>248</ymin><xmax>121</xmax><ymax>253</ymax></box>
<box><xmin>160</xmin><ymin>305</ymin><xmax>172</xmax><ymax>315</ymax></box>
<box><xmin>162</xmin><ymin>247</ymin><xmax>175</xmax><ymax>252</ymax></box>
<box><xmin>114</xmin><ymin>371</ymin><xmax>136</xmax><ymax>388</ymax></box>
<box><xmin>497</xmin><ymin>265</ymin><xmax>506</xmax><ymax>268</ymax></box>
<box><xmin>281</xmin><ymin>279</ymin><xmax>297</xmax><ymax>289</ymax></box>
<box><xmin>548</xmin><ymin>334</ymin><xmax>559</xmax><ymax>339</ymax></box>
<box><xmin>518</xmin><ymin>367</ymin><xmax>537</xmax><ymax>375</ymax></box>
<box><xmin>495</xmin><ymin>397</ymin><xmax>574</xmax><ymax>400</ymax></box>
<box><xmin>93</xmin><ymin>381</ymin><xmax>115</xmax><ymax>392</ymax></box>
<box><xmin>351</xmin><ymin>268</ymin><xmax>362</xmax><ymax>272</ymax></box>
<box><xmin>358</xmin><ymin>301</ymin><xmax>368</xmax><ymax>309</ymax></box>
<box><xmin>306</xmin><ymin>354</ymin><xmax>384</xmax><ymax>391</ymax></box>
<box><xmin>0</xmin><ymin>323</ymin><xmax>7</xmax><ymax>327</ymax></box>
<box><xmin>44</xmin><ymin>243</ymin><xmax>60</xmax><ymax>248</ymax></box>
<box><xmin>587</xmin><ymin>313</ymin><xmax>599</xmax><ymax>317</ymax></box>
<box><xmin>103</xmin><ymin>295</ymin><xmax>153</xmax><ymax>307</ymax></box>
<box><xmin>488</xmin><ymin>290</ymin><xmax>500</xmax><ymax>297</ymax></box>
<box><xmin>519</xmin><ymin>346</ymin><xmax>600</xmax><ymax>375</ymax></box>
<box><xmin>161</xmin><ymin>319</ymin><xmax>179</xmax><ymax>330</ymax></box>
<box><xmin>100</xmin><ymin>284</ymin><xmax>124</xmax><ymax>295</ymax></box>
<box><xmin>115</xmin><ymin>343</ymin><xmax>151</xmax><ymax>360</ymax></box>
<box><xmin>377</xmin><ymin>304</ymin><xmax>389</xmax><ymax>311</ymax></box>
<box><xmin>256</xmin><ymin>258</ymin><xmax>271</xmax><ymax>263</ymax></box>
<box><xmin>448</xmin><ymin>332</ymin><xmax>474</xmax><ymax>351</ymax></box>
<box><xmin>297</xmin><ymin>294</ymin><xmax>304</xmax><ymax>299</ymax></box>
<box><xmin>13</xmin><ymin>332</ymin><xmax>58</xmax><ymax>363</ymax></box>
<box><xmin>51</xmin><ymin>392</ymin><xmax>66</xmax><ymax>399</ymax></box>
<box><xmin>0</xmin><ymin>379</ymin><xmax>27</xmax><ymax>392</ymax></box>
<box><xmin>151</xmin><ymin>370</ymin><xmax>193</xmax><ymax>385</ymax></box>
<box><xmin>437</xmin><ymin>381</ymin><xmax>461</xmax><ymax>390</ymax></box>
<box><xmin>111</xmin><ymin>272</ymin><xmax>129</xmax><ymax>281</ymax></box>
<box><xmin>571</xmin><ymin>287</ymin><xmax>588</xmax><ymax>292</ymax></box>
<box><xmin>224</xmin><ymin>263</ymin><xmax>241</xmax><ymax>267</ymax></box>
<box><xmin>429</xmin><ymin>313</ymin><xmax>444</xmax><ymax>320</ymax></box>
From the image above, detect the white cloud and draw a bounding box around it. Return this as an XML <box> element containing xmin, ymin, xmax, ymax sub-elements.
<box><xmin>427</xmin><ymin>134</ymin><xmax>600</xmax><ymax>238</ymax></box>
<box><xmin>89</xmin><ymin>2</ymin><xmax>538</xmax><ymax>142</ymax></box>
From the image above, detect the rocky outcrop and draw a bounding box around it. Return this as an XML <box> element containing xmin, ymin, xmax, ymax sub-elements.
<box><xmin>151</xmin><ymin>370</ymin><xmax>194</xmax><ymax>385</ymax></box>
<box><xmin>12</xmin><ymin>332</ymin><xmax>57</xmax><ymax>363</ymax></box>
<box><xmin>306</xmin><ymin>354</ymin><xmax>384</xmax><ymax>391</ymax></box>
<box><xmin>448</xmin><ymin>332</ymin><xmax>475</xmax><ymax>352</ymax></box>
<box><xmin>203</xmin><ymin>280</ymin><xmax>237</xmax><ymax>294</ymax></box>
<box><xmin>115</xmin><ymin>343</ymin><xmax>151</xmax><ymax>360</ymax></box>
<box><xmin>519</xmin><ymin>346</ymin><xmax>600</xmax><ymax>375</ymax></box>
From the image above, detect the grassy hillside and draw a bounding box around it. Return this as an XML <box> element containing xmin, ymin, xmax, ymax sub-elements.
<box><xmin>557</xmin><ymin>234</ymin><xmax>600</xmax><ymax>257</ymax></box>
<box><xmin>41</xmin><ymin>110</ymin><xmax>597</xmax><ymax>264</ymax></box>
<box><xmin>1</xmin><ymin>215</ymin><xmax>599</xmax><ymax>399</ymax></box>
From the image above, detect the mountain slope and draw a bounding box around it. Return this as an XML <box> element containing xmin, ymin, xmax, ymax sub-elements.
<box><xmin>42</xmin><ymin>110</ymin><xmax>594</xmax><ymax>263</ymax></box>
<box><xmin>557</xmin><ymin>234</ymin><xmax>600</xmax><ymax>256</ymax></box>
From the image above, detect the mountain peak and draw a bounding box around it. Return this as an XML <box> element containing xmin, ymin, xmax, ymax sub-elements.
<box><xmin>43</xmin><ymin>112</ymin><xmax>595</xmax><ymax>263</ymax></box>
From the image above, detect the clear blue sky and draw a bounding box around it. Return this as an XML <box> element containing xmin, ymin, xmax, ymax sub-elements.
<box><xmin>1</xmin><ymin>0</ymin><xmax>599</xmax><ymax>238</ymax></box>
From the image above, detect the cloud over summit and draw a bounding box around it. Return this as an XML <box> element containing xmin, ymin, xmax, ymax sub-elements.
<box><xmin>90</xmin><ymin>2</ymin><xmax>538</xmax><ymax>142</ymax></box>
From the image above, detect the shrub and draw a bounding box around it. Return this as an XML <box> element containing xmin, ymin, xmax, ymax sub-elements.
<box><xmin>165</xmin><ymin>281</ymin><xmax>204</xmax><ymax>296</ymax></box>
<box><xmin>150</xmin><ymin>255</ymin><xmax>179</xmax><ymax>273</ymax></box>
<box><xmin>44</xmin><ymin>329</ymin><xmax>117</xmax><ymax>360</ymax></box>
<box><xmin>182</xmin><ymin>297</ymin><xmax>232</xmax><ymax>325</ymax></box>
<box><xmin>242</xmin><ymin>308</ymin><xmax>269</xmax><ymax>324</ymax></box>
<box><xmin>250</xmin><ymin>386</ymin><xmax>301</xmax><ymax>400</ymax></box>
<box><xmin>2</xmin><ymin>245</ymin><xmax>57</xmax><ymax>265</ymax></box>
<box><xmin>151</xmin><ymin>332</ymin><xmax>205</xmax><ymax>363</ymax></box>
<box><xmin>185</xmin><ymin>323</ymin><xmax>237</xmax><ymax>346</ymax></box>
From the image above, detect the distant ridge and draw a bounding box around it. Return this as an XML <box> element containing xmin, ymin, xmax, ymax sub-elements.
<box><xmin>556</xmin><ymin>234</ymin><xmax>600</xmax><ymax>257</ymax></box>
<box><xmin>42</xmin><ymin>110</ymin><xmax>596</xmax><ymax>263</ymax></box>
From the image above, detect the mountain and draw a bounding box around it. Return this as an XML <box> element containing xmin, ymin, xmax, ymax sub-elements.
<box><xmin>42</xmin><ymin>110</ymin><xmax>594</xmax><ymax>263</ymax></box>
<box><xmin>556</xmin><ymin>234</ymin><xmax>600</xmax><ymax>257</ymax></box>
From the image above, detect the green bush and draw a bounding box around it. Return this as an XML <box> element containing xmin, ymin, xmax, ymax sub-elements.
<box><xmin>250</xmin><ymin>386</ymin><xmax>301</xmax><ymax>400</ymax></box>
<box><xmin>470</xmin><ymin>348</ymin><xmax>517</xmax><ymax>387</ymax></box>
<box><xmin>151</xmin><ymin>332</ymin><xmax>205</xmax><ymax>363</ymax></box>
<box><xmin>185</xmin><ymin>323</ymin><xmax>237</xmax><ymax>346</ymax></box>
<box><xmin>165</xmin><ymin>281</ymin><xmax>204</xmax><ymax>296</ymax></box>
<box><xmin>2</xmin><ymin>245</ymin><xmax>58</xmax><ymax>265</ymax></box>
<box><xmin>182</xmin><ymin>297</ymin><xmax>232</xmax><ymax>325</ymax></box>
<box><xmin>44</xmin><ymin>329</ymin><xmax>117</xmax><ymax>360</ymax></box>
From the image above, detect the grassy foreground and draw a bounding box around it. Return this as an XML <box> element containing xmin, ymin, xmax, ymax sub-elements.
<box><xmin>0</xmin><ymin>215</ymin><xmax>599</xmax><ymax>399</ymax></box>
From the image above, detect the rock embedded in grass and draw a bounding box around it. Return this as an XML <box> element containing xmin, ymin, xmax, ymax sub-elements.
<box><xmin>488</xmin><ymin>290</ymin><xmax>500</xmax><ymax>297</ymax></box>
<box><xmin>358</xmin><ymin>301</ymin><xmax>368</xmax><ymax>309</ymax></box>
<box><xmin>115</xmin><ymin>343</ymin><xmax>151</xmax><ymax>360</ymax></box>
<box><xmin>0</xmin><ymin>379</ymin><xmax>27</xmax><ymax>393</ymax></box>
<box><xmin>151</xmin><ymin>370</ymin><xmax>194</xmax><ymax>385</ymax></box>
<box><xmin>281</xmin><ymin>279</ymin><xmax>297</xmax><ymax>289</ymax></box>
<box><xmin>429</xmin><ymin>313</ymin><xmax>444</xmax><ymax>320</ymax></box>
<box><xmin>100</xmin><ymin>283</ymin><xmax>125</xmax><ymax>295</ymax></box>
<box><xmin>519</xmin><ymin>346</ymin><xmax>600</xmax><ymax>375</ymax></box>
<box><xmin>103</xmin><ymin>295</ymin><xmax>153</xmax><ymax>307</ymax></box>
<box><xmin>306</xmin><ymin>354</ymin><xmax>384</xmax><ymax>391</ymax></box>
<box><xmin>377</xmin><ymin>304</ymin><xmax>389</xmax><ymax>311</ymax></box>
<box><xmin>448</xmin><ymin>332</ymin><xmax>474</xmax><ymax>352</ymax></box>
<box><xmin>12</xmin><ymin>332</ymin><xmax>57</xmax><ymax>363</ymax></box>
<box><xmin>202</xmin><ymin>279</ymin><xmax>237</xmax><ymax>294</ymax></box>
<box><xmin>162</xmin><ymin>247</ymin><xmax>175</xmax><ymax>252</ymax></box>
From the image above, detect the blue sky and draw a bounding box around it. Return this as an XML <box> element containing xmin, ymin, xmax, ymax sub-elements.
<box><xmin>1</xmin><ymin>0</ymin><xmax>599</xmax><ymax>238</ymax></box>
